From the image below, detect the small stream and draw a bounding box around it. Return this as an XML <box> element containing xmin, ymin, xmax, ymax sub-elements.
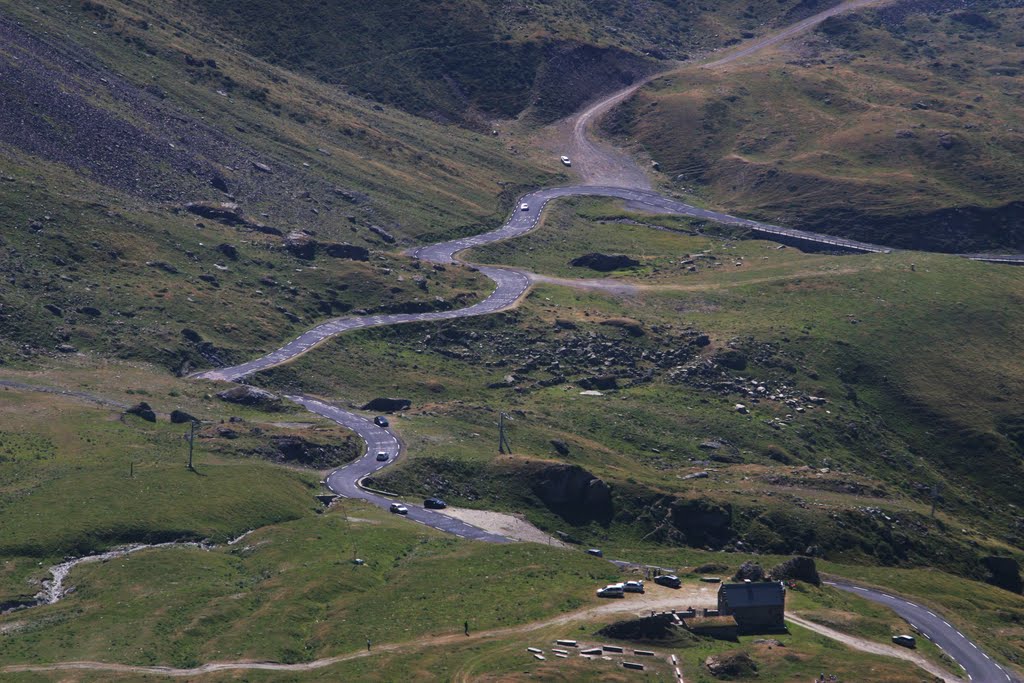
<box><xmin>4</xmin><ymin>530</ymin><xmax>254</xmax><ymax>614</ymax></box>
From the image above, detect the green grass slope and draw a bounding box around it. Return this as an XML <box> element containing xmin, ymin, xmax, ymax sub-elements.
<box><xmin>606</xmin><ymin>2</ymin><xmax>1024</xmax><ymax>251</ymax></box>
<box><xmin>254</xmin><ymin>199</ymin><xmax>1024</xmax><ymax>584</ymax></box>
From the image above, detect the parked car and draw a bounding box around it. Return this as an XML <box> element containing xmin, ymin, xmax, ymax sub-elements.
<box><xmin>520</xmin><ymin>203</ymin><xmax>529</xmax><ymax>211</ymax></box>
<box><xmin>560</xmin><ymin>155</ymin><xmax>572</xmax><ymax>166</ymax></box>
<box><xmin>376</xmin><ymin>451</ymin><xmax>389</xmax><ymax>461</ymax></box>
<box><xmin>389</xmin><ymin>502</ymin><xmax>408</xmax><ymax>515</ymax></box>
<box><xmin>596</xmin><ymin>584</ymin><xmax>625</xmax><ymax>598</ymax></box>
<box><xmin>586</xmin><ymin>548</ymin><xmax>603</xmax><ymax>557</ymax></box>
<box><xmin>423</xmin><ymin>497</ymin><xmax>447</xmax><ymax>509</ymax></box>
<box><xmin>374</xmin><ymin>416</ymin><xmax>389</xmax><ymax>427</ymax></box>
<box><xmin>892</xmin><ymin>634</ymin><xmax>916</xmax><ymax>649</ymax></box>
<box><xmin>654</xmin><ymin>574</ymin><xmax>681</xmax><ymax>588</ymax></box>
<box><xmin>623</xmin><ymin>580</ymin><xmax>645</xmax><ymax>594</ymax></box>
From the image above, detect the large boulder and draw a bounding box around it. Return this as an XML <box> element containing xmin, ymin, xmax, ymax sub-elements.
<box><xmin>733</xmin><ymin>561</ymin><xmax>766</xmax><ymax>583</ymax></box>
<box><xmin>170</xmin><ymin>409</ymin><xmax>198</xmax><ymax>424</ymax></box>
<box><xmin>369</xmin><ymin>225</ymin><xmax>396</xmax><ymax>243</ymax></box>
<box><xmin>531</xmin><ymin>464</ymin><xmax>612</xmax><ymax>524</ymax></box>
<box><xmin>185</xmin><ymin>201</ymin><xmax>248</xmax><ymax>226</ymax></box>
<box><xmin>705</xmin><ymin>651</ymin><xmax>757</xmax><ymax>680</ymax></box>
<box><xmin>361</xmin><ymin>397</ymin><xmax>411</xmax><ymax>412</ymax></box>
<box><xmin>125</xmin><ymin>401</ymin><xmax>156</xmax><ymax>422</ymax></box>
<box><xmin>285</xmin><ymin>231</ymin><xmax>317</xmax><ymax>260</ymax></box>
<box><xmin>570</xmin><ymin>252</ymin><xmax>640</xmax><ymax>272</ymax></box>
<box><xmin>982</xmin><ymin>556</ymin><xmax>1023</xmax><ymax>594</ymax></box>
<box><xmin>216</xmin><ymin>385</ymin><xmax>285</xmax><ymax>411</ymax></box>
<box><xmin>770</xmin><ymin>556</ymin><xmax>821</xmax><ymax>586</ymax></box>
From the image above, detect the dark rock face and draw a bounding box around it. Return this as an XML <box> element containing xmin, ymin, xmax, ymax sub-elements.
<box><xmin>216</xmin><ymin>385</ymin><xmax>285</xmax><ymax>411</ymax></box>
<box><xmin>324</xmin><ymin>242</ymin><xmax>369</xmax><ymax>261</ymax></box>
<box><xmin>570</xmin><ymin>252</ymin><xmax>640</xmax><ymax>271</ymax></box>
<box><xmin>770</xmin><ymin>556</ymin><xmax>821</xmax><ymax>586</ymax></box>
<box><xmin>44</xmin><ymin>304</ymin><xmax>63</xmax><ymax>317</ymax></box>
<box><xmin>531</xmin><ymin>464</ymin><xmax>613</xmax><ymax>524</ymax></box>
<box><xmin>170</xmin><ymin>409</ymin><xmax>198</xmax><ymax>424</ymax></box>
<box><xmin>982</xmin><ymin>556</ymin><xmax>1022</xmax><ymax>594</ymax></box>
<box><xmin>668</xmin><ymin>499</ymin><xmax>734</xmax><ymax>548</ymax></box>
<box><xmin>550</xmin><ymin>439</ymin><xmax>570</xmax><ymax>456</ymax></box>
<box><xmin>126</xmin><ymin>401</ymin><xmax>156</xmax><ymax>422</ymax></box>
<box><xmin>268</xmin><ymin>435</ymin><xmax>358</xmax><ymax>468</ymax></box>
<box><xmin>360</xmin><ymin>397</ymin><xmax>411</xmax><ymax>412</ymax></box>
<box><xmin>733</xmin><ymin>561</ymin><xmax>766</xmax><ymax>583</ymax></box>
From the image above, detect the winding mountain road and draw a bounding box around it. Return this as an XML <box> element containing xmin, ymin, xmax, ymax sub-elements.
<box><xmin>182</xmin><ymin>2</ymin><xmax>1018</xmax><ymax>679</ymax></box>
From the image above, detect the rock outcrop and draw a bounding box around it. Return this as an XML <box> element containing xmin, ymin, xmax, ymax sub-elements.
<box><xmin>733</xmin><ymin>561</ymin><xmax>766</xmax><ymax>583</ymax></box>
<box><xmin>705</xmin><ymin>651</ymin><xmax>757</xmax><ymax>679</ymax></box>
<box><xmin>216</xmin><ymin>385</ymin><xmax>285</xmax><ymax>411</ymax></box>
<box><xmin>125</xmin><ymin>401</ymin><xmax>156</xmax><ymax>422</ymax></box>
<box><xmin>570</xmin><ymin>252</ymin><xmax>640</xmax><ymax>271</ymax></box>
<box><xmin>170</xmin><ymin>409</ymin><xmax>198</xmax><ymax>424</ymax></box>
<box><xmin>324</xmin><ymin>242</ymin><xmax>369</xmax><ymax>261</ymax></box>
<box><xmin>531</xmin><ymin>464</ymin><xmax>612</xmax><ymax>524</ymax></box>
<box><xmin>360</xmin><ymin>397</ymin><xmax>411</xmax><ymax>412</ymax></box>
<box><xmin>770</xmin><ymin>556</ymin><xmax>821</xmax><ymax>586</ymax></box>
<box><xmin>982</xmin><ymin>556</ymin><xmax>1022</xmax><ymax>594</ymax></box>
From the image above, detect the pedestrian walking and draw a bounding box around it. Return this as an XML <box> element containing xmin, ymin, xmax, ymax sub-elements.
<box><xmin>367</xmin><ymin>638</ymin><xmax>371</xmax><ymax>651</ymax></box>
<box><xmin>464</xmin><ymin>620</ymin><xmax>469</xmax><ymax>636</ymax></box>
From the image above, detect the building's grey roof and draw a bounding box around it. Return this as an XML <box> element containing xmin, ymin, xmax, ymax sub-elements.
<box><xmin>720</xmin><ymin>581</ymin><xmax>785</xmax><ymax>608</ymax></box>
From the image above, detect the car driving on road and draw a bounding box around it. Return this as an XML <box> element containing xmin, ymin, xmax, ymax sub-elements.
<box><xmin>423</xmin><ymin>497</ymin><xmax>447</xmax><ymax>509</ymax></box>
<box><xmin>373</xmin><ymin>416</ymin><xmax>389</xmax><ymax>427</ymax></box>
<box><xmin>520</xmin><ymin>203</ymin><xmax>529</xmax><ymax>211</ymax></box>
<box><xmin>389</xmin><ymin>502</ymin><xmax>408</xmax><ymax>515</ymax></box>
<box><xmin>376</xmin><ymin>451</ymin><xmax>389</xmax><ymax>461</ymax></box>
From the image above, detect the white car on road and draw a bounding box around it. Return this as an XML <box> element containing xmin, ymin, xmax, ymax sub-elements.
<box><xmin>560</xmin><ymin>155</ymin><xmax>571</xmax><ymax>166</ymax></box>
<box><xmin>520</xmin><ymin>203</ymin><xmax>529</xmax><ymax>211</ymax></box>
<box><xmin>389</xmin><ymin>503</ymin><xmax>408</xmax><ymax>515</ymax></box>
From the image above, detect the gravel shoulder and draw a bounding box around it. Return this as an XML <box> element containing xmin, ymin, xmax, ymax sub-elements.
<box><xmin>439</xmin><ymin>507</ymin><xmax>571</xmax><ymax>547</ymax></box>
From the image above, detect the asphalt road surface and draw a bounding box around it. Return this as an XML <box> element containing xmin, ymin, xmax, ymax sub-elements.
<box><xmin>828</xmin><ymin>580</ymin><xmax>1020</xmax><ymax>682</ymax></box>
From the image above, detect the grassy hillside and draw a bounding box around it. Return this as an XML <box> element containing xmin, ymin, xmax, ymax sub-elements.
<box><xmin>605</xmin><ymin>2</ymin><xmax>1024</xmax><ymax>251</ymax></box>
<box><xmin>254</xmin><ymin>198</ymin><xmax>1024</xmax><ymax>583</ymax></box>
<box><xmin>180</xmin><ymin>0</ymin><xmax>841</xmax><ymax>127</ymax></box>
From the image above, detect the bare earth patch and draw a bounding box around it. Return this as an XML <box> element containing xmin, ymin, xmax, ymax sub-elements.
<box><xmin>440</xmin><ymin>507</ymin><xmax>571</xmax><ymax>547</ymax></box>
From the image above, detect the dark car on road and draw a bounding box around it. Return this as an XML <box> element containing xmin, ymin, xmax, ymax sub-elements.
<box><xmin>654</xmin><ymin>574</ymin><xmax>681</xmax><ymax>588</ymax></box>
<box><xmin>423</xmin><ymin>497</ymin><xmax>447</xmax><ymax>509</ymax></box>
<box><xmin>374</xmin><ymin>416</ymin><xmax>389</xmax><ymax>427</ymax></box>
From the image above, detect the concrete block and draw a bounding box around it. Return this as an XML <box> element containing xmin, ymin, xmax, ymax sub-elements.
<box><xmin>602</xmin><ymin>644</ymin><xmax>624</xmax><ymax>653</ymax></box>
<box><xmin>623</xmin><ymin>661</ymin><xmax>644</xmax><ymax>670</ymax></box>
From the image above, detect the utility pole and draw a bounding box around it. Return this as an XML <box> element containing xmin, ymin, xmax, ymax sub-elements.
<box><xmin>498</xmin><ymin>411</ymin><xmax>513</xmax><ymax>454</ymax></box>
<box><xmin>186</xmin><ymin>420</ymin><xmax>196</xmax><ymax>471</ymax></box>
